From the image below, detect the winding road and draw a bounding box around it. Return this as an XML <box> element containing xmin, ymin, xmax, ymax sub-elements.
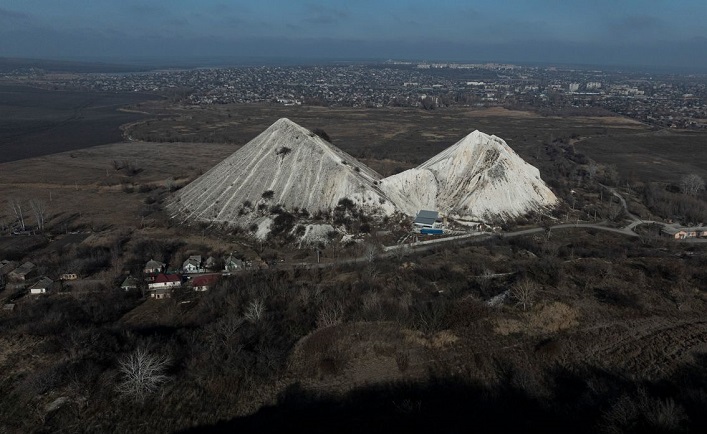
<box><xmin>279</xmin><ymin>186</ymin><xmax>703</xmax><ymax>270</ymax></box>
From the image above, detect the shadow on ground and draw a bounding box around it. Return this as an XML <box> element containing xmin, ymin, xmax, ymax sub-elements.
<box><xmin>180</xmin><ymin>359</ymin><xmax>707</xmax><ymax>434</ymax></box>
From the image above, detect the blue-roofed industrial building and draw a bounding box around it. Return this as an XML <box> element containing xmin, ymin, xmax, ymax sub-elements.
<box><xmin>414</xmin><ymin>210</ymin><xmax>439</xmax><ymax>228</ymax></box>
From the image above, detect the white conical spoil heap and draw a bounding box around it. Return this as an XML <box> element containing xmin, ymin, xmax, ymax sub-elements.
<box><xmin>379</xmin><ymin>130</ymin><xmax>558</xmax><ymax>221</ymax></box>
<box><xmin>171</xmin><ymin>118</ymin><xmax>395</xmax><ymax>226</ymax></box>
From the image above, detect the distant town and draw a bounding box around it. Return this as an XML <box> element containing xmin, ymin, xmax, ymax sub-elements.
<box><xmin>3</xmin><ymin>60</ymin><xmax>706</xmax><ymax>129</ymax></box>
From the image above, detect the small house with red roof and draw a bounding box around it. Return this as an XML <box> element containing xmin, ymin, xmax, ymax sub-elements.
<box><xmin>148</xmin><ymin>273</ymin><xmax>182</xmax><ymax>291</ymax></box>
<box><xmin>190</xmin><ymin>274</ymin><xmax>220</xmax><ymax>291</ymax></box>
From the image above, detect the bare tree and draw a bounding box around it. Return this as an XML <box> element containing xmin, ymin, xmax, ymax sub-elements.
<box><xmin>8</xmin><ymin>198</ymin><xmax>26</xmax><ymax>231</ymax></box>
<box><xmin>587</xmin><ymin>161</ymin><xmax>598</xmax><ymax>181</ymax></box>
<box><xmin>511</xmin><ymin>279</ymin><xmax>538</xmax><ymax>311</ymax></box>
<box><xmin>316</xmin><ymin>302</ymin><xmax>344</xmax><ymax>328</ymax></box>
<box><xmin>29</xmin><ymin>199</ymin><xmax>48</xmax><ymax>232</ymax></box>
<box><xmin>328</xmin><ymin>236</ymin><xmax>342</xmax><ymax>260</ymax></box>
<box><xmin>393</xmin><ymin>243</ymin><xmax>409</xmax><ymax>261</ymax></box>
<box><xmin>164</xmin><ymin>177</ymin><xmax>176</xmax><ymax>191</ymax></box>
<box><xmin>122</xmin><ymin>160</ymin><xmax>141</xmax><ymax>176</ymax></box>
<box><xmin>421</xmin><ymin>95</ymin><xmax>436</xmax><ymax>110</ymax></box>
<box><xmin>207</xmin><ymin>315</ymin><xmax>245</xmax><ymax>346</ymax></box>
<box><xmin>603</xmin><ymin>164</ymin><xmax>619</xmax><ymax>186</ymax></box>
<box><xmin>608</xmin><ymin>201</ymin><xmax>624</xmax><ymax>221</ymax></box>
<box><xmin>116</xmin><ymin>347</ymin><xmax>170</xmax><ymax>400</ymax></box>
<box><xmin>244</xmin><ymin>299</ymin><xmax>265</xmax><ymax>323</ymax></box>
<box><xmin>363</xmin><ymin>243</ymin><xmax>380</xmax><ymax>263</ymax></box>
<box><xmin>680</xmin><ymin>173</ymin><xmax>705</xmax><ymax>196</ymax></box>
<box><xmin>479</xmin><ymin>267</ymin><xmax>495</xmax><ymax>291</ymax></box>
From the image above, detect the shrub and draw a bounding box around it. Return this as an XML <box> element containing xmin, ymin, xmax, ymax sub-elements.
<box><xmin>312</xmin><ymin>128</ymin><xmax>331</xmax><ymax>142</ymax></box>
<box><xmin>276</xmin><ymin>147</ymin><xmax>292</xmax><ymax>157</ymax></box>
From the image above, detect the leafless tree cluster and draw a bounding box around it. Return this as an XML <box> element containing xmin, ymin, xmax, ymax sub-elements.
<box><xmin>244</xmin><ymin>299</ymin><xmax>265</xmax><ymax>323</ymax></box>
<box><xmin>116</xmin><ymin>347</ymin><xmax>170</xmax><ymax>400</ymax></box>
<box><xmin>316</xmin><ymin>302</ymin><xmax>344</xmax><ymax>328</ymax></box>
<box><xmin>206</xmin><ymin>315</ymin><xmax>245</xmax><ymax>346</ymax></box>
<box><xmin>587</xmin><ymin>161</ymin><xmax>598</xmax><ymax>180</ymax></box>
<box><xmin>112</xmin><ymin>159</ymin><xmax>142</xmax><ymax>176</ymax></box>
<box><xmin>363</xmin><ymin>243</ymin><xmax>380</xmax><ymax>263</ymax></box>
<box><xmin>680</xmin><ymin>174</ymin><xmax>705</xmax><ymax>196</ymax></box>
<box><xmin>7</xmin><ymin>198</ymin><xmax>49</xmax><ymax>232</ymax></box>
<box><xmin>30</xmin><ymin>199</ymin><xmax>47</xmax><ymax>231</ymax></box>
<box><xmin>511</xmin><ymin>279</ymin><xmax>538</xmax><ymax>311</ymax></box>
<box><xmin>7</xmin><ymin>198</ymin><xmax>26</xmax><ymax>231</ymax></box>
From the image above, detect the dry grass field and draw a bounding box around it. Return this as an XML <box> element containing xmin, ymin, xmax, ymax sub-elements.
<box><xmin>0</xmin><ymin>140</ymin><xmax>233</xmax><ymax>229</ymax></box>
<box><xmin>126</xmin><ymin>101</ymin><xmax>707</xmax><ymax>183</ymax></box>
<box><xmin>125</xmin><ymin>103</ymin><xmax>616</xmax><ymax>164</ymax></box>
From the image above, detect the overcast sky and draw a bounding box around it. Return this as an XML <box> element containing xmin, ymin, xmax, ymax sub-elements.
<box><xmin>1</xmin><ymin>0</ymin><xmax>706</xmax><ymax>69</ymax></box>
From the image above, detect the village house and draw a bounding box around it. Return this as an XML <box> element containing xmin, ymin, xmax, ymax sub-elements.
<box><xmin>190</xmin><ymin>274</ymin><xmax>220</xmax><ymax>291</ymax></box>
<box><xmin>204</xmin><ymin>256</ymin><xmax>218</xmax><ymax>271</ymax></box>
<box><xmin>8</xmin><ymin>262</ymin><xmax>37</xmax><ymax>282</ymax></box>
<box><xmin>0</xmin><ymin>260</ymin><xmax>17</xmax><ymax>277</ymax></box>
<box><xmin>224</xmin><ymin>254</ymin><xmax>245</xmax><ymax>273</ymax></box>
<box><xmin>144</xmin><ymin>259</ymin><xmax>166</xmax><ymax>275</ymax></box>
<box><xmin>29</xmin><ymin>277</ymin><xmax>53</xmax><ymax>295</ymax></box>
<box><xmin>661</xmin><ymin>225</ymin><xmax>707</xmax><ymax>240</ymax></box>
<box><xmin>150</xmin><ymin>288</ymin><xmax>172</xmax><ymax>300</ymax></box>
<box><xmin>120</xmin><ymin>276</ymin><xmax>139</xmax><ymax>291</ymax></box>
<box><xmin>60</xmin><ymin>273</ymin><xmax>78</xmax><ymax>281</ymax></box>
<box><xmin>148</xmin><ymin>273</ymin><xmax>182</xmax><ymax>291</ymax></box>
<box><xmin>182</xmin><ymin>255</ymin><xmax>203</xmax><ymax>274</ymax></box>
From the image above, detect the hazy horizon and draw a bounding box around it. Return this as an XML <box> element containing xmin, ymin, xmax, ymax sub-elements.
<box><xmin>1</xmin><ymin>0</ymin><xmax>706</xmax><ymax>71</ymax></box>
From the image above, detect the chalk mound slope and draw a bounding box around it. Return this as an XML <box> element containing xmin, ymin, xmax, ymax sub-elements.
<box><xmin>380</xmin><ymin>130</ymin><xmax>557</xmax><ymax>221</ymax></box>
<box><xmin>171</xmin><ymin>118</ymin><xmax>395</xmax><ymax>225</ymax></box>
